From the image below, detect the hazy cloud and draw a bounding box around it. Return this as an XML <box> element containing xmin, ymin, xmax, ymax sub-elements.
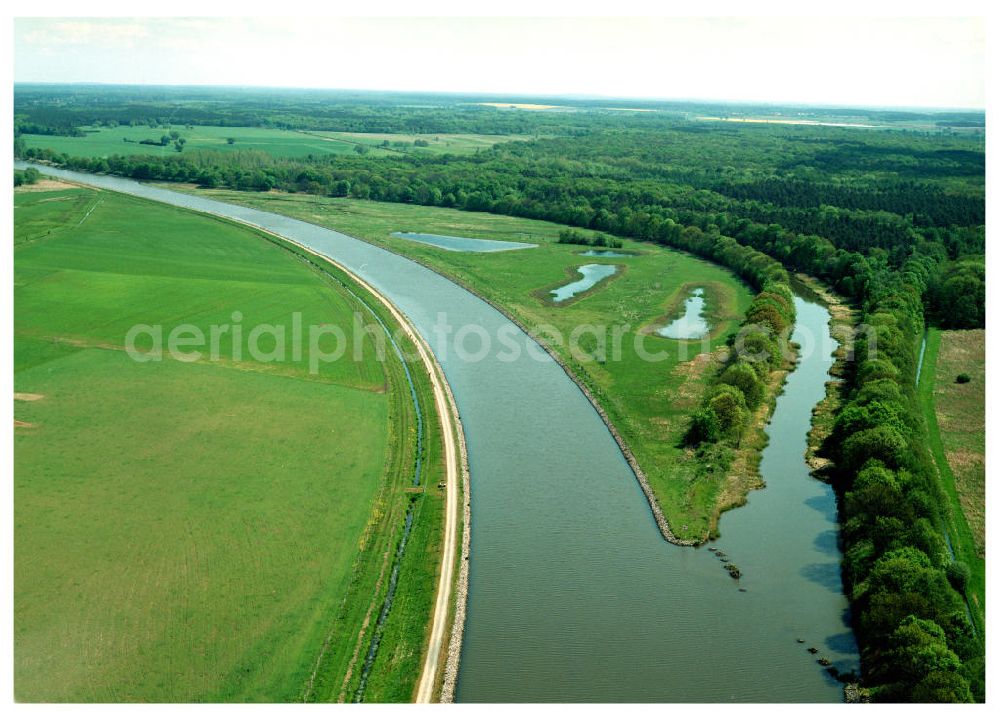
<box><xmin>13</xmin><ymin>16</ymin><xmax>985</xmax><ymax>108</ymax></box>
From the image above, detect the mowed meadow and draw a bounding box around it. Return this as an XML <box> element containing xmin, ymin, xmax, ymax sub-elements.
<box><xmin>14</xmin><ymin>185</ymin><xmax>444</xmax><ymax>701</ymax></box>
<box><xmin>919</xmin><ymin>328</ymin><xmax>986</xmax><ymax>628</ymax></box>
<box><xmin>177</xmin><ymin>189</ymin><xmax>754</xmax><ymax>541</ymax></box>
<box><xmin>933</xmin><ymin>330</ymin><xmax>986</xmax><ymax>552</ymax></box>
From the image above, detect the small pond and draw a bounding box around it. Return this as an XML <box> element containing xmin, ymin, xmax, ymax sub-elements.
<box><xmin>579</xmin><ymin>249</ymin><xmax>633</xmax><ymax>258</ymax></box>
<box><xmin>391</xmin><ymin>231</ymin><xmax>536</xmax><ymax>253</ymax></box>
<box><xmin>550</xmin><ymin>264</ymin><xmax>617</xmax><ymax>303</ymax></box>
<box><xmin>657</xmin><ymin>287</ymin><xmax>710</xmax><ymax>339</ymax></box>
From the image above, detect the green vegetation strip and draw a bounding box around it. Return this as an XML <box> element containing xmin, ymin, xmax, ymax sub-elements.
<box><xmin>823</xmin><ymin>259</ymin><xmax>984</xmax><ymax>702</ymax></box>
<box><xmin>916</xmin><ymin>328</ymin><xmax>985</xmax><ymax>632</ymax></box>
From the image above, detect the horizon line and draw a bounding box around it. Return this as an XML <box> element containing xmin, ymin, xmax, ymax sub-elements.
<box><xmin>12</xmin><ymin>81</ymin><xmax>986</xmax><ymax>114</ymax></box>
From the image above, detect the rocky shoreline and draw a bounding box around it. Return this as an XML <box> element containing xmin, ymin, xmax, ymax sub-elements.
<box><xmin>431</xmin><ymin>339</ymin><xmax>471</xmax><ymax>704</ymax></box>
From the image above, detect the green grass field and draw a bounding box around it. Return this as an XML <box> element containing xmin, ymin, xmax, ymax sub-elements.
<box><xmin>14</xmin><ymin>185</ymin><xmax>445</xmax><ymax>701</ymax></box>
<box><xmin>21</xmin><ymin>125</ymin><xmax>527</xmax><ymax>160</ymax></box>
<box><xmin>175</xmin><ymin>188</ymin><xmax>754</xmax><ymax>541</ymax></box>
<box><xmin>918</xmin><ymin>328</ymin><xmax>985</xmax><ymax>628</ymax></box>
<box><xmin>306</xmin><ymin>130</ymin><xmax>532</xmax><ymax>155</ymax></box>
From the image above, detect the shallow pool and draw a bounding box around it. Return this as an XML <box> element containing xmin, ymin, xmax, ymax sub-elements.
<box><xmin>657</xmin><ymin>287</ymin><xmax>709</xmax><ymax>339</ymax></box>
<box><xmin>579</xmin><ymin>249</ymin><xmax>633</xmax><ymax>258</ymax></box>
<box><xmin>549</xmin><ymin>264</ymin><xmax>618</xmax><ymax>302</ymax></box>
<box><xmin>391</xmin><ymin>231</ymin><xmax>536</xmax><ymax>253</ymax></box>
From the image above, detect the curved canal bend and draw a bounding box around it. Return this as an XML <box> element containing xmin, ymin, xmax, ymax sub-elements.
<box><xmin>22</xmin><ymin>165</ymin><xmax>857</xmax><ymax>702</ymax></box>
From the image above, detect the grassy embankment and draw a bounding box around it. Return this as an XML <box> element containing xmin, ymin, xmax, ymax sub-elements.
<box><xmin>917</xmin><ymin>328</ymin><xmax>985</xmax><ymax>630</ymax></box>
<box><xmin>20</xmin><ymin>125</ymin><xmax>528</xmax><ymax>160</ymax></box>
<box><xmin>14</xmin><ymin>185</ymin><xmax>445</xmax><ymax>702</ymax></box>
<box><xmin>170</xmin><ymin>188</ymin><xmax>754</xmax><ymax>542</ymax></box>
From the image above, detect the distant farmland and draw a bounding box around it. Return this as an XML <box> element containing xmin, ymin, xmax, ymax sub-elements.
<box><xmin>19</xmin><ymin>125</ymin><xmax>528</xmax><ymax>160</ymax></box>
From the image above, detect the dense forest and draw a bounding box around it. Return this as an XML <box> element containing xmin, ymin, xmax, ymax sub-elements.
<box><xmin>15</xmin><ymin>86</ymin><xmax>986</xmax><ymax>701</ymax></box>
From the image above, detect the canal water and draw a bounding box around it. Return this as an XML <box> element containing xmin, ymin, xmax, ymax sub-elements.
<box><xmin>19</xmin><ymin>164</ymin><xmax>857</xmax><ymax>702</ymax></box>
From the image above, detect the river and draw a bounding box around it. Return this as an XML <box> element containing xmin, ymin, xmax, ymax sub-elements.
<box><xmin>17</xmin><ymin>164</ymin><xmax>857</xmax><ymax>702</ymax></box>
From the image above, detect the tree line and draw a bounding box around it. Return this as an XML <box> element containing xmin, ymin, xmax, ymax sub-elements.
<box><xmin>556</xmin><ymin>228</ymin><xmax>623</xmax><ymax>249</ymax></box>
<box><xmin>13</xmin><ymin>166</ymin><xmax>41</xmax><ymax>186</ymax></box>
<box><xmin>819</xmin><ymin>254</ymin><xmax>983</xmax><ymax>701</ymax></box>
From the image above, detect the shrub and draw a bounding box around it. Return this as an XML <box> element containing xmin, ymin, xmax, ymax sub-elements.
<box><xmin>13</xmin><ymin>166</ymin><xmax>40</xmax><ymax>186</ymax></box>
<box><xmin>719</xmin><ymin>362</ymin><xmax>765</xmax><ymax>409</ymax></box>
<box><xmin>744</xmin><ymin>301</ymin><xmax>787</xmax><ymax>335</ymax></box>
<box><xmin>707</xmin><ymin>385</ymin><xmax>747</xmax><ymax>437</ymax></box>
<box><xmin>945</xmin><ymin>560</ymin><xmax>970</xmax><ymax>593</ymax></box>
<box><xmin>736</xmin><ymin>330</ymin><xmax>782</xmax><ymax>368</ymax></box>
<box><xmin>832</xmin><ymin>400</ymin><xmax>906</xmax><ymax>448</ymax></box>
<box><xmin>857</xmin><ymin>358</ymin><xmax>900</xmax><ymax>384</ymax></box>
<box><xmin>686</xmin><ymin>408</ymin><xmax>721</xmax><ymax>445</ymax></box>
<box><xmin>910</xmin><ymin>670</ymin><xmax>974</xmax><ymax>703</ymax></box>
<box><xmin>842</xmin><ymin>425</ymin><xmax>908</xmax><ymax>473</ymax></box>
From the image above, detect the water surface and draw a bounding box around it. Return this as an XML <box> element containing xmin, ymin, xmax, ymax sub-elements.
<box><xmin>713</xmin><ymin>296</ymin><xmax>859</xmax><ymax>680</ymax></box>
<box><xmin>391</xmin><ymin>231</ymin><xmax>536</xmax><ymax>253</ymax></box>
<box><xmin>550</xmin><ymin>264</ymin><xmax>617</xmax><ymax>302</ymax></box>
<box><xmin>579</xmin><ymin>249</ymin><xmax>632</xmax><ymax>258</ymax></box>
<box><xmin>658</xmin><ymin>287</ymin><xmax>709</xmax><ymax>339</ymax></box>
<box><xmin>20</xmin><ymin>164</ymin><xmax>856</xmax><ymax>702</ymax></box>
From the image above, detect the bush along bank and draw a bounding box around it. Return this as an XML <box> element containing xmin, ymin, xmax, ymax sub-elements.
<box><xmin>686</xmin><ymin>281</ymin><xmax>796</xmax><ymax>450</ymax></box>
<box><xmin>556</xmin><ymin>227</ymin><xmax>623</xmax><ymax>249</ymax></box>
<box><xmin>821</xmin><ymin>254</ymin><xmax>983</xmax><ymax>702</ymax></box>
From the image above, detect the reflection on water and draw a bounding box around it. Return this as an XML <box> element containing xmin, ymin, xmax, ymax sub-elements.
<box><xmin>549</xmin><ymin>264</ymin><xmax>617</xmax><ymax>302</ymax></box>
<box><xmin>657</xmin><ymin>287</ymin><xmax>709</xmax><ymax>339</ymax></box>
<box><xmin>391</xmin><ymin>231</ymin><xmax>536</xmax><ymax>253</ymax></box>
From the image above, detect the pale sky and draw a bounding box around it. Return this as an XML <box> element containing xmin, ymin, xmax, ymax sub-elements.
<box><xmin>13</xmin><ymin>17</ymin><xmax>986</xmax><ymax>109</ymax></box>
